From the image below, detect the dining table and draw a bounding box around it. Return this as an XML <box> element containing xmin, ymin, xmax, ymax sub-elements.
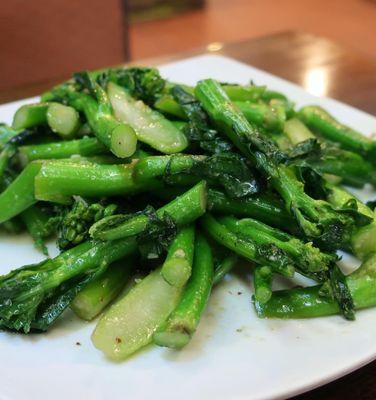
<box><xmin>0</xmin><ymin>30</ymin><xmax>375</xmax><ymax>400</ymax></box>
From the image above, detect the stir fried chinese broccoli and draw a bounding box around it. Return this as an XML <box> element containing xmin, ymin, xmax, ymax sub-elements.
<box><xmin>0</xmin><ymin>65</ymin><xmax>375</xmax><ymax>361</ymax></box>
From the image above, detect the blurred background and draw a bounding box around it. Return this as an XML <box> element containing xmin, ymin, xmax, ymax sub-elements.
<box><xmin>1</xmin><ymin>0</ymin><xmax>375</xmax><ymax>93</ymax></box>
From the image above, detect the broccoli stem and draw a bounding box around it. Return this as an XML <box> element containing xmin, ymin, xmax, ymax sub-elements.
<box><xmin>12</xmin><ymin>103</ymin><xmax>49</xmax><ymax>130</ymax></box>
<box><xmin>71</xmin><ymin>256</ymin><xmax>135</xmax><ymax>321</ymax></box>
<box><xmin>133</xmin><ymin>154</ymin><xmax>204</xmax><ymax>182</ymax></box>
<box><xmin>284</xmin><ymin>118</ymin><xmax>315</xmax><ymax>143</ymax></box>
<box><xmin>253</xmin><ymin>265</ymin><xmax>273</xmax><ymax>304</ymax></box>
<box><xmin>283</xmin><ymin>118</ymin><xmax>376</xmax><ymax>188</ymax></box>
<box><xmin>34</xmin><ymin>160</ymin><xmax>161</xmax><ymax>203</ymax></box>
<box><xmin>213</xmin><ymin>254</ymin><xmax>238</xmax><ymax>284</ymax></box>
<box><xmin>161</xmin><ymin>225</ymin><xmax>195</xmax><ymax>287</ymax></box>
<box><xmin>205</xmin><ymin>82</ymin><xmax>357</xmax><ymax>232</ymax></box>
<box><xmin>299</xmin><ymin>106</ymin><xmax>376</xmax><ymax>161</ymax></box>
<box><xmin>226</xmin><ymin>85</ymin><xmax>289</xmax><ymax>102</ymax></box>
<box><xmin>0</xmin><ymin>161</ymin><xmax>42</xmax><ymax>223</ymax></box>
<box><xmin>255</xmin><ymin>252</ymin><xmax>376</xmax><ymax>319</ymax></box>
<box><xmin>18</xmin><ymin>137</ymin><xmax>107</xmax><ymax>165</ymax></box>
<box><xmin>46</xmin><ymin>103</ymin><xmax>81</xmax><ymax>139</ymax></box>
<box><xmin>155</xmin><ymin>94</ymin><xmax>286</xmax><ymax>132</ymax></box>
<box><xmin>52</xmin><ymin>81</ymin><xmax>137</xmax><ymax>158</ymax></box>
<box><xmin>153</xmin><ymin>233</ymin><xmax>214</xmax><ymax>349</ymax></box>
<box><xmin>195</xmin><ymin>79</ymin><xmax>355</xmax><ymax>248</ymax></box>
<box><xmin>219</xmin><ymin>215</ymin><xmax>333</xmax><ymax>279</ymax></box>
<box><xmin>154</xmin><ymin>95</ymin><xmax>187</xmax><ymax>119</ymax></box>
<box><xmin>325</xmin><ymin>184</ymin><xmax>376</xmax><ymax>260</ymax></box>
<box><xmin>92</xmin><ymin>267</ymin><xmax>183</xmax><ymax>360</ymax></box>
<box><xmin>207</xmin><ymin>189</ymin><xmax>293</xmax><ymax>231</ymax></box>
<box><xmin>107</xmin><ymin>82</ymin><xmax>188</xmax><ymax>154</ymax></box>
<box><xmin>235</xmin><ymin>101</ymin><xmax>286</xmax><ymax>132</ymax></box>
<box><xmin>0</xmin><ymin>236</ymin><xmax>137</xmax><ymax>332</ymax></box>
<box><xmin>154</xmin><ymin>186</ymin><xmax>293</xmax><ymax>232</ymax></box>
<box><xmin>89</xmin><ymin>181</ymin><xmax>207</xmax><ymax>241</ymax></box>
<box><xmin>20</xmin><ymin>205</ymin><xmax>53</xmax><ymax>255</ymax></box>
<box><xmin>201</xmin><ymin>213</ymin><xmax>295</xmax><ymax>277</ymax></box>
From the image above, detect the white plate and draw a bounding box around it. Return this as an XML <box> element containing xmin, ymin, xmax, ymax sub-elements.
<box><xmin>1</xmin><ymin>55</ymin><xmax>376</xmax><ymax>400</ymax></box>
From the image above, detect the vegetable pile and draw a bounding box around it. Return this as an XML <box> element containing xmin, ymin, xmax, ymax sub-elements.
<box><xmin>0</xmin><ymin>66</ymin><xmax>376</xmax><ymax>360</ymax></box>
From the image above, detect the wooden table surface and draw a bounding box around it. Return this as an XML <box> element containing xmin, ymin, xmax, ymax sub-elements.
<box><xmin>1</xmin><ymin>31</ymin><xmax>375</xmax><ymax>399</ymax></box>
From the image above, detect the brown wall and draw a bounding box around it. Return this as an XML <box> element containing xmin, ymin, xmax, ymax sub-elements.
<box><xmin>0</xmin><ymin>0</ymin><xmax>128</xmax><ymax>91</ymax></box>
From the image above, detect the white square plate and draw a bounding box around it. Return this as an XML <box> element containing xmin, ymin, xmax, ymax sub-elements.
<box><xmin>0</xmin><ymin>55</ymin><xmax>376</xmax><ymax>400</ymax></box>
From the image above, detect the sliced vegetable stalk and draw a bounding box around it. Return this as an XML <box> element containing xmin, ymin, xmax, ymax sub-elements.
<box><xmin>91</xmin><ymin>267</ymin><xmax>182</xmax><ymax>360</ymax></box>
<box><xmin>195</xmin><ymin>79</ymin><xmax>356</xmax><ymax>250</ymax></box>
<box><xmin>325</xmin><ymin>183</ymin><xmax>376</xmax><ymax>260</ymax></box>
<box><xmin>18</xmin><ymin>137</ymin><xmax>106</xmax><ymax>165</ymax></box>
<box><xmin>50</xmin><ymin>75</ymin><xmax>137</xmax><ymax>158</ymax></box>
<box><xmin>34</xmin><ymin>161</ymin><xmax>161</xmax><ymax>204</ymax></box>
<box><xmin>0</xmin><ymin>161</ymin><xmax>42</xmax><ymax>223</ymax></box>
<box><xmin>71</xmin><ymin>256</ymin><xmax>135</xmax><ymax>321</ymax></box>
<box><xmin>155</xmin><ymin>187</ymin><xmax>293</xmax><ymax>232</ymax></box>
<box><xmin>219</xmin><ymin>215</ymin><xmax>334</xmax><ymax>279</ymax></box>
<box><xmin>108</xmin><ymin>82</ymin><xmax>188</xmax><ymax>154</ymax></box>
<box><xmin>207</xmin><ymin>189</ymin><xmax>293</xmax><ymax>231</ymax></box>
<box><xmin>236</xmin><ymin>101</ymin><xmax>286</xmax><ymax>132</ymax></box>
<box><xmin>134</xmin><ymin>153</ymin><xmax>257</xmax><ymax>199</ymax></box>
<box><xmin>154</xmin><ymin>233</ymin><xmax>214</xmax><ymax>349</ymax></box>
<box><xmin>46</xmin><ymin>103</ymin><xmax>81</xmax><ymax>139</ymax></box>
<box><xmin>253</xmin><ymin>265</ymin><xmax>273</xmax><ymax>304</ymax></box>
<box><xmin>299</xmin><ymin>105</ymin><xmax>376</xmax><ymax>161</ymax></box>
<box><xmin>0</xmin><ymin>237</ymin><xmax>137</xmax><ymax>332</ymax></box>
<box><xmin>161</xmin><ymin>225</ymin><xmax>195</xmax><ymax>287</ymax></box>
<box><xmin>284</xmin><ymin>118</ymin><xmax>376</xmax><ymax>188</ymax></box>
<box><xmin>90</xmin><ymin>181</ymin><xmax>207</xmax><ymax>241</ymax></box>
<box><xmin>12</xmin><ymin>103</ymin><xmax>48</xmax><ymax>130</ymax></box>
<box><xmin>201</xmin><ymin>213</ymin><xmax>295</xmax><ymax>277</ymax></box>
<box><xmin>255</xmin><ymin>252</ymin><xmax>376</xmax><ymax>319</ymax></box>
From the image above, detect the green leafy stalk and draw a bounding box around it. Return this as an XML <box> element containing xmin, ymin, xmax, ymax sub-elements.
<box><xmin>171</xmin><ymin>85</ymin><xmax>234</xmax><ymax>155</ymax></box>
<box><xmin>49</xmin><ymin>74</ymin><xmax>137</xmax><ymax>158</ymax></box>
<box><xmin>154</xmin><ymin>233</ymin><xmax>214</xmax><ymax>349</ymax></box>
<box><xmin>325</xmin><ymin>184</ymin><xmax>376</xmax><ymax>260</ymax></box>
<box><xmin>0</xmin><ymin>161</ymin><xmax>42</xmax><ymax>223</ymax></box>
<box><xmin>12</xmin><ymin>103</ymin><xmax>48</xmax><ymax>130</ymax></box>
<box><xmin>161</xmin><ymin>225</ymin><xmax>195</xmax><ymax>287</ymax></box>
<box><xmin>195</xmin><ymin>79</ymin><xmax>357</xmax><ymax>250</ymax></box>
<box><xmin>34</xmin><ymin>160</ymin><xmax>160</xmax><ymax>204</ymax></box>
<box><xmin>108</xmin><ymin>82</ymin><xmax>188</xmax><ymax>154</ymax></box>
<box><xmin>299</xmin><ymin>105</ymin><xmax>376</xmax><ymax>161</ymax></box>
<box><xmin>46</xmin><ymin>103</ymin><xmax>81</xmax><ymax>139</ymax></box>
<box><xmin>219</xmin><ymin>215</ymin><xmax>335</xmax><ymax>280</ymax></box>
<box><xmin>207</xmin><ymin>189</ymin><xmax>293</xmax><ymax>231</ymax></box>
<box><xmin>253</xmin><ymin>265</ymin><xmax>273</xmax><ymax>304</ymax></box>
<box><xmin>0</xmin><ymin>237</ymin><xmax>137</xmax><ymax>332</ymax></box>
<box><xmin>201</xmin><ymin>213</ymin><xmax>295</xmax><ymax>277</ymax></box>
<box><xmin>71</xmin><ymin>256</ymin><xmax>135</xmax><ymax>321</ymax></box>
<box><xmin>92</xmin><ymin>266</ymin><xmax>182</xmax><ymax>360</ymax></box>
<box><xmin>18</xmin><ymin>137</ymin><xmax>107</xmax><ymax>165</ymax></box>
<box><xmin>255</xmin><ymin>252</ymin><xmax>376</xmax><ymax>319</ymax></box>
<box><xmin>284</xmin><ymin>118</ymin><xmax>376</xmax><ymax>188</ymax></box>
<box><xmin>236</xmin><ymin>101</ymin><xmax>286</xmax><ymax>132</ymax></box>
<box><xmin>90</xmin><ymin>181</ymin><xmax>207</xmax><ymax>241</ymax></box>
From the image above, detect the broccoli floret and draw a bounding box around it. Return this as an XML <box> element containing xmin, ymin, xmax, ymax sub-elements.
<box><xmin>56</xmin><ymin>197</ymin><xmax>118</xmax><ymax>250</ymax></box>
